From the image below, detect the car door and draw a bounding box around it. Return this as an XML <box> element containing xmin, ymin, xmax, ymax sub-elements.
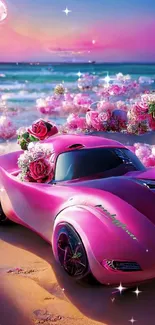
<box><xmin>0</xmin><ymin>166</ymin><xmax>66</xmax><ymax>242</ymax></box>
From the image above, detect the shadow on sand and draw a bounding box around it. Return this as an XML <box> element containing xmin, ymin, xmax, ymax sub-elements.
<box><xmin>0</xmin><ymin>277</ymin><xmax>34</xmax><ymax>325</ymax></box>
<box><xmin>0</xmin><ymin>224</ymin><xmax>155</xmax><ymax>325</ymax></box>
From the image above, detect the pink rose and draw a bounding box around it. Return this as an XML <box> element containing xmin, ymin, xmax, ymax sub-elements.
<box><xmin>109</xmin><ymin>85</ymin><xmax>121</xmax><ymax>95</ymax></box>
<box><xmin>142</xmin><ymin>155</ymin><xmax>155</xmax><ymax>168</ymax></box>
<box><xmin>98</xmin><ymin>110</ymin><xmax>111</xmax><ymax>122</ymax></box>
<box><xmin>86</xmin><ymin>111</ymin><xmax>102</xmax><ymax>131</ymax></box>
<box><xmin>132</xmin><ymin>102</ymin><xmax>149</xmax><ymax>121</ymax></box>
<box><xmin>62</xmin><ymin>101</ymin><xmax>75</xmax><ymax>114</ymax></box>
<box><xmin>116</xmin><ymin>101</ymin><xmax>128</xmax><ymax>111</ymax></box>
<box><xmin>64</xmin><ymin>92</ymin><xmax>74</xmax><ymax>101</ymax></box>
<box><xmin>77</xmin><ymin>117</ymin><xmax>87</xmax><ymax>129</ymax></box>
<box><xmin>67</xmin><ymin>114</ymin><xmax>79</xmax><ymax>129</ymax></box>
<box><xmin>28</xmin><ymin>158</ymin><xmax>54</xmax><ymax>183</ymax></box>
<box><xmin>0</xmin><ymin>116</ymin><xmax>16</xmax><ymax>140</ymax></box>
<box><xmin>135</xmin><ymin>146</ymin><xmax>151</xmax><ymax>160</ymax></box>
<box><xmin>73</xmin><ymin>93</ymin><xmax>92</xmax><ymax>106</ymax></box>
<box><xmin>28</xmin><ymin>119</ymin><xmax>58</xmax><ymax>140</ymax></box>
<box><xmin>46</xmin><ymin>95</ymin><xmax>63</xmax><ymax>107</ymax></box>
<box><xmin>67</xmin><ymin>114</ymin><xmax>86</xmax><ymax>129</ymax></box>
<box><xmin>86</xmin><ymin>111</ymin><xmax>98</xmax><ymax>126</ymax></box>
<box><xmin>97</xmin><ymin>101</ymin><xmax>115</xmax><ymax>112</ymax></box>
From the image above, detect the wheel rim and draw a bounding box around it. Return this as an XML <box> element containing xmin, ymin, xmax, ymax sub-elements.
<box><xmin>57</xmin><ymin>227</ymin><xmax>88</xmax><ymax>277</ymax></box>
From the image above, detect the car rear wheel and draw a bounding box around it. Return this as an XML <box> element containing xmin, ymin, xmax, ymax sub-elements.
<box><xmin>56</xmin><ymin>223</ymin><xmax>89</xmax><ymax>280</ymax></box>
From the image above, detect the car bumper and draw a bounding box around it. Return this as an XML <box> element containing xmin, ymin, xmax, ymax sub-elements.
<box><xmin>89</xmin><ymin>257</ymin><xmax>155</xmax><ymax>286</ymax></box>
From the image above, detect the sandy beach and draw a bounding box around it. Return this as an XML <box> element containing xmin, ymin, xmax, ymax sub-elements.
<box><xmin>0</xmin><ymin>222</ymin><xmax>155</xmax><ymax>325</ymax></box>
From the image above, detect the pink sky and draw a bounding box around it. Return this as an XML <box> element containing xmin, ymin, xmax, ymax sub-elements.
<box><xmin>0</xmin><ymin>0</ymin><xmax>155</xmax><ymax>62</ymax></box>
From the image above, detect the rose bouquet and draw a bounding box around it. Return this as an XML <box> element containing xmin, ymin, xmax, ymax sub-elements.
<box><xmin>17</xmin><ymin>119</ymin><xmax>58</xmax><ymax>150</ymax></box>
<box><xmin>18</xmin><ymin>143</ymin><xmax>54</xmax><ymax>183</ymax></box>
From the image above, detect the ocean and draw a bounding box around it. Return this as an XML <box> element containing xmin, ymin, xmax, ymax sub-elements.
<box><xmin>1</xmin><ymin>62</ymin><xmax>155</xmax><ymax>130</ymax></box>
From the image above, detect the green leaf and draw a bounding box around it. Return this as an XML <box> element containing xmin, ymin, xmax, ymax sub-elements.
<box><xmin>29</xmin><ymin>135</ymin><xmax>39</xmax><ymax>142</ymax></box>
<box><xmin>148</xmin><ymin>101</ymin><xmax>155</xmax><ymax>114</ymax></box>
<box><xmin>22</xmin><ymin>132</ymin><xmax>30</xmax><ymax>140</ymax></box>
<box><xmin>20</xmin><ymin>140</ymin><xmax>28</xmax><ymax>150</ymax></box>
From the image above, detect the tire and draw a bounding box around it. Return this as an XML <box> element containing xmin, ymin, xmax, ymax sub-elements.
<box><xmin>55</xmin><ymin>223</ymin><xmax>89</xmax><ymax>280</ymax></box>
<box><xmin>0</xmin><ymin>203</ymin><xmax>9</xmax><ymax>225</ymax></box>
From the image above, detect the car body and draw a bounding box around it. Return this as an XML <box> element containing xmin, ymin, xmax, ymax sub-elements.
<box><xmin>0</xmin><ymin>134</ymin><xmax>155</xmax><ymax>286</ymax></box>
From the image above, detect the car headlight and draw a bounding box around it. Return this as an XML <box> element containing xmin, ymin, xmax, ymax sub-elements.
<box><xmin>133</xmin><ymin>179</ymin><xmax>155</xmax><ymax>189</ymax></box>
<box><xmin>101</xmin><ymin>259</ymin><xmax>142</xmax><ymax>272</ymax></box>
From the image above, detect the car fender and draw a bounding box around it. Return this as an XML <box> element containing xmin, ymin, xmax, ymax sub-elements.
<box><xmin>0</xmin><ymin>151</ymin><xmax>22</xmax><ymax>175</ymax></box>
<box><xmin>52</xmin><ymin>201</ymin><xmax>155</xmax><ymax>274</ymax></box>
<box><xmin>52</xmin><ymin>205</ymin><xmax>105</xmax><ymax>277</ymax></box>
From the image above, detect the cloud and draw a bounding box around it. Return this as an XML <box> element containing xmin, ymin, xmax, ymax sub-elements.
<box><xmin>46</xmin><ymin>46</ymin><xmax>90</xmax><ymax>58</ymax></box>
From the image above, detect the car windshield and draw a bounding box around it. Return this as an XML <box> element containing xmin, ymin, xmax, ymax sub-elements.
<box><xmin>54</xmin><ymin>147</ymin><xmax>145</xmax><ymax>182</ymax></box>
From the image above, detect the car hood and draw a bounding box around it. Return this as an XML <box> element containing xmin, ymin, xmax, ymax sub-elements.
<box><xmin>125</xmin><ymin>167</ymin><xmax>155</xmax><ymax>180</ymax></box>
<box><xmin>66</xmin><ymin>167</ymin><xmax>155</xmax><ymax>189</ymax></box>
<box><xmin>66</xmin><ymin>168</ymin><xmax>155</xmax><ymax>225</ymax></box>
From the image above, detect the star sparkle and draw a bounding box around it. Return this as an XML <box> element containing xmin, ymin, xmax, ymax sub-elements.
<box><xmin>115</xmin><ymin>283</ymin><xmax>126</xmax><ymax>294</ymax></box>
<box><xmin>77</xmin><ymin>71</ymin><xmax>82</xmax><ymax>78</ymax></box>
<box><xmin>133</xmin><ymin>287</ymin><xmax>142</xmax><ymax>297</ymax></box>
<box><xmin>104</xmin><ymin>75</ymin><xmax>111</xmax><ymax>83</ymax></box>
<box><xmin>129</xmin><ymin>317</ymin><xmax>137</xmax><ymax>324</ymax></box>
<box><xmin>92</xmin><ymin>40</ymin><xmax>96</xmax><ymax>44</ymax></box>
<box><xmin>63</xmin><ymin>7</ymin><xmax>72</xmax><ymax>15</ymax></box>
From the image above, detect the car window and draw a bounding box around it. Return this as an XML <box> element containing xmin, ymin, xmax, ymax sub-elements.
<box><xmin>54</xmin><ymin>147</ymin><xmax>145</xmax><ymax>182</ymax></box>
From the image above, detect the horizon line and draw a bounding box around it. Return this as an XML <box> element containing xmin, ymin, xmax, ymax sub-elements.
<box><xmin>1</xmin><ymin>61</ymin><xmax>155</xmax><ymax>64</ymax></box>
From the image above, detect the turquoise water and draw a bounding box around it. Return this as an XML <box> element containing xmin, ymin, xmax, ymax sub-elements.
<box><xmin>0</xmin><ymin>62</ymin><xmax>155</xmax><ymax>128</ymax></box>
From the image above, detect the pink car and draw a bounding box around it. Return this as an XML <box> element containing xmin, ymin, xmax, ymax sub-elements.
<box><xmin>0</xmin><ymin>134</ymin><xmax>155</xmax><ymax>286</ymax></box>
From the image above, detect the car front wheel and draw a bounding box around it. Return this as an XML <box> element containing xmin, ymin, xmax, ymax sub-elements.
<box><xmin>55</xmin><ymin>223</ymin><xmax>89</xmax><ymax>280</ymax></box>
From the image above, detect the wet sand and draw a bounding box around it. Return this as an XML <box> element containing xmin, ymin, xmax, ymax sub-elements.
<box><xmin>0</xmin><ymin>223</ymin><xmax>155</xmax><ymax>325</ymax></box>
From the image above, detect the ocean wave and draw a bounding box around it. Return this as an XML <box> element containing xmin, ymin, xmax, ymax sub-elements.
<box><xmin>3</xmin><ymin>70</ymin><xmax>81</xmax><ymax>77</ymax></box>
<box><xmin>0</xmin><ymin>81</ymin><xmax>77</xmax><ymax>93</ymax></box>
<box><xmin>4</xmin><ymin>70</ymin><xmax>52</xmax><ymax>76</ymax></box>
<box><xmin>1</xmin><ymin>91</ymin><xmax>46</xmax><ymax>101</ymax></box>
<box><xmin>0</xmin><ymin>84</ymin><xmax>27</xmax><ymax>90</ymax></box>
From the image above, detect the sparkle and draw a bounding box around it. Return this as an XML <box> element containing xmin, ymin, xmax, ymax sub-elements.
<box><xmin>133</xmin><ymin>287</ymin><xmax>142</xmax><ymax>297</ymax></box>
<box><xmin>77</xmin><ymin>71</ymin><xmax>82</xmax><ymax>78</ymax></box>
<box><xmin>104</xmin><ymin>75</ymin><xmax>111</xmax><ymax>83</ymax></box>
<box><xmin>92</xmin><ymin>40</ymin><xmax>96</xmax><ymax>44</ymax></box>
<box><xmin>63</xmin><ymin>7</ymin><xmax>72</xmax><ymax>15</ymax></box>
<box><xmin>0</xmin><ymin>187</ymin><xmax>4</xmax><ymax>192</ymax></box>
<box><xmin>146</xmin><ymin>249</ymin><xmax>149</xmax><ymax>252</ymax></box>
<box><xmin>129</xmin><ymin>317</ymin><xmax>137</xmax><ymax>324</ymax></box>
<box><xmin>115</xmin><ymin>283</ymin><xmax>126</xmax><ymax>294</ymax></box>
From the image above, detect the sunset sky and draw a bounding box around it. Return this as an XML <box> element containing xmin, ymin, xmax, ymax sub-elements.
<box><xmin>0</xmin><ymin>0</ymin><xmax>155</xmax><ymax>62</ymax></box>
